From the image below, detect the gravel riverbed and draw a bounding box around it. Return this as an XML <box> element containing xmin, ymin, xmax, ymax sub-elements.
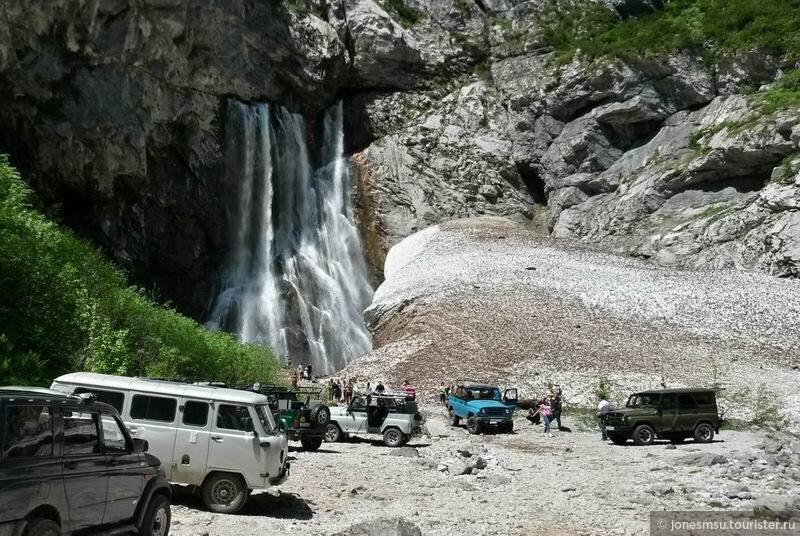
<box><xmin>170</xmin><ymin>406</ymin><xmax>800</xmax><ymax>535</ymax></box>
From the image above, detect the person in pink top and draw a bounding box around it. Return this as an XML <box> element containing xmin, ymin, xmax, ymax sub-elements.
<box><xmin>539</xmin><ymin>398</ymin><xmax>554</xmax><ymax>437</ymax></box>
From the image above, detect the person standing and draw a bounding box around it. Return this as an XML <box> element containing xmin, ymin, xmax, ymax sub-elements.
<box><xmin>551</xmin><ymin>392</ymin><xmax>563</xmax><ymax>430</ymax></box>
<box><xmin>597</xmin><ymin>395</ymin><xmax>611</xmax><ymax>441</ymax></box>
<box><xmin>306</xmin><ymin>363</ymin><xmax>313</xmax><ymax>381</ymax></box>
<box><xmin>538</xmin><ymin>398</ymin><xmax>553</xmax><ymax>437</ymax></box>
<box><xmin>439</xmin><ymin>382</ymin><xmax>447</xmax><ymax>405</ymax></box>
<box><xmin>375</xmin><ymin>381</ymin><xmax>385</xmax><ymax>393</ymax></box>
<box><xmin>290</xmin><ymin>369</ymin><xmax>299</xmax><ymax>388</ymax></box>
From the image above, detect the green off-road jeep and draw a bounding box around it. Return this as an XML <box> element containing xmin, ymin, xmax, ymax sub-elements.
<box><xmin>605</xmin><ymin>388</ymin><xmax>721</xmax><ymax>445</ymax></box>
<box><xmin>236</xmin><ymin>384</ymin><xmax>331</xmax><ymax>451</ymax></box>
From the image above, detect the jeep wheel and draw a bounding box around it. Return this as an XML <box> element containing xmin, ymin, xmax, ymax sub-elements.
<box><xmin>466</xmin><ymin>417</ymin><xmax>481</xmax><ymax>435</ymax></box>
<box><xmin>310</xmin><ymin>404</ymin><xmax>331</xmax><ymax>426</ymax></box>
<box><xmin>383</xmin><ymin>427</ymin><xmax>404</xmax><ymax>447</ymax></box>
<box><xmin>300</xmin><ymin>436</ymin><xmax>324</xmax><ymax>451</ymax></box>
<box><xmin>693</xmin><ymin>423</ymin><xmax>714</xmax><ymax>443</ymax></box>
<box><xmin>632</xmin><ymin>424</ymin><xmax>655</xmax><ymax>446</ymax></box>
<box><xmin>202</xmin><ymin>473</ymin><xmax>248</xmax><ymax>514</ymax></box>
<box><xmin>140</xmin><ymin>494</ymin><xmax>171</xmax><ymax>536</ymax></box>
<box><xmin>324</xmin><ymin>423</ymin><xmax>343</xmax><ymax>443</ymax></box>
<box><xmin>608</xmin><ymin>432</ymin><xmax>627</xmax><ymax>445</ymax></box>
<box><xmin>502</xmin><ymin>421</ymin><xmax>514</xmax><ymax>433</ymax></box>
<box><xmin>23</xmin><ymin>519</ymin><xmax>60</xmax><ymax>536</ymax></box>
<box><xmin>448</xmin><ymin>408</ymin><xmax>460</xmax><ymax>427</ymax></box>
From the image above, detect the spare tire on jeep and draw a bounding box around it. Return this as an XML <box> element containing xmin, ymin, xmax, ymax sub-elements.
<box><xmin>310</xmin><ymin>404</ymin><xmax>330</xmax><ymax>426</ymax></box>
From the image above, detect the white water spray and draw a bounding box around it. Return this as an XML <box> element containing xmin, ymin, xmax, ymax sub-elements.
<box><xmin>208</xmin><ymin>101</ymin><xmax>373</xmax><ymax>374</ymax></box>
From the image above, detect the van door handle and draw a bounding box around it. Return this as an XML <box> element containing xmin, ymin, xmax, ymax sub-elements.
<box><xmin>211</xmin><ymin>436</ymin><xmax>223</xmax><ymax>442</ymax></box>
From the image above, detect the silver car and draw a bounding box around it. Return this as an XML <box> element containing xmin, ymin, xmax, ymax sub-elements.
<box><xmin>325</xmin><ymin>394</ymin><xmax>421</xmax><ymax>447</ymax></box>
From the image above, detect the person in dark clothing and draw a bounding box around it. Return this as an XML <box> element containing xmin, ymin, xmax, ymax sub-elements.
<box><xmin>375</xmin><ymin>381</ymin><xmax>385</xmax><ymax>393</ymax></box>
<box><xmin>306</xmin><ymin>364</ymin><xmax>313</xmax><ymax>380</ymax></box>
<box><xmin>550</xmin><ymin>393</ymin><xmax>563</xmax><ymax>430</ymax></box>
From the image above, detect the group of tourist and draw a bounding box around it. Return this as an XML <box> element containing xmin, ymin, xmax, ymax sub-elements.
<box><xmin>324</xmin><ymin>378</ymin><xmax>417</xmax><ymax>403</ymax></box>
<box><xmin>290</xmin><ymin>363</ymin><xmax>314</xmax><ymax>386</ymax></box>
<box><xmin>525</xmin><ymin>383</ymin><xmax>564</xmax><ymax>437</ymax></box>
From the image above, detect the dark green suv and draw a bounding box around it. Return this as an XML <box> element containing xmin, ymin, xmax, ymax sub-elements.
<box><xmin>240</xmin><ymin>385</ymin><xmax>330</xmax><ymax>452</ymax></box>
<box><xmin>605</xmin><ymin>388</ymin><xmax>720</xmax><ymax>445</ymax></box>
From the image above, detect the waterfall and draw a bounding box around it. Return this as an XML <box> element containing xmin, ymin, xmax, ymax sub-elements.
<box><xmin>207</xmin><ymin>100</ymin><xmax>373</xmax><ymax>374</ymax></box>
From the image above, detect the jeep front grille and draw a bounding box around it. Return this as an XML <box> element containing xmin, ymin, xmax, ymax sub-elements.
<box><xmin>484</xmin><ymin>408</ymin><xmax>506</xmax><ymax>416</ymax></box>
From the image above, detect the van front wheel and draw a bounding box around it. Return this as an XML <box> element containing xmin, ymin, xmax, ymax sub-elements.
<box><xmin>202</xmin><ymin>473</ymin><xmax>248</xmax><ymax>514</ymax></box>
<box><xmin>694</xmin><ymin>423</ymin><xmax>714</xmax><ymax>443</ymax></box>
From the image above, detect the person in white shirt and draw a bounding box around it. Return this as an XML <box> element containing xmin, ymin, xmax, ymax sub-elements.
<box><xmin>596</xmin><ymin>397</ymin><xmax>611</xmax><ymax>441</ymax></box>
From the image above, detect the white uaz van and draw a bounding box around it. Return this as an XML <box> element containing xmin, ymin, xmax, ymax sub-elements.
<box><xmin>51</xmin><ymin>373</ymin><xmax>289</xmax><ymax>514</ymax></box>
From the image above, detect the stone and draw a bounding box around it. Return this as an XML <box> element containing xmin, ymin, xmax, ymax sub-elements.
<box><xmin>423</xmin><ymin>417</ymin><xmax>450</xmax><ymax>438</ymax></box>
<box><xmin>484</xmin><ymin>475</ymin><xmax>512</xmax><ymax>486</ymax></box>
<box><xmin>389</xmin><ymin>447</ymin><xmax>419</xmax><ymax>458</ymax></box>
<box><xmin>443</xmin><ymin>459</ymin><xmax>470</xmax><ymax>476</ymax></box>
<box><xmin>678</xmin><ymin>452</ymin><xmax>728</xmax><ymax>467</ymax></box>
<box><xmin>647</xmin><ymin>484</ymin><xmax>675</xmax><ymax>497</ymax></box>
<box><xmin>333</xmin><ymin>518</ymin><xmax>422</xmax><ymax>536</ymax></box>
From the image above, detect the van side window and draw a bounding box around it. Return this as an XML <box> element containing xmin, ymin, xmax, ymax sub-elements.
<box><xmin>183</xmin><ymin>401</ymin><xmax>209</xmax><ymax>427</ymax></box>
<box><xmin>217</xmin><ymin>405</ymin><xmax>253</xmax><ymax>432</ymax></box>
<box><xmin>131</xmin><ymin>395</ymin><xmax>177</xmax><ymax>422</ymax></box>
<box><xmin>74</xmin><ymin>388</ymin><xmax>125</xmax><ymax>413</ymax></box>
<box><xmin>63</xmin><ymin>412</ymin><xmax>101</xmax><ymax>456</ymax></box>
<box><xmin>661</xmin><ymin>394</ymin><xmax>677</xmax><ymax>409</ymax></box>
<box><xmin>3</xmin><ymin>405</ymin><xmax>53</xmax><ymax>459</ymax></box>
<box><xmin>678</xmin><ymin>394</ymin><xmax>698</xmax><ymax>409</ymax></box>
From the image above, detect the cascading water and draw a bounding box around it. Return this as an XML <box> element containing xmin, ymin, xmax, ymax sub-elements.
<box><xmin>207</xmin><ymin>100</ymin><xmax>373</xmax><ymax>374</ymax></box>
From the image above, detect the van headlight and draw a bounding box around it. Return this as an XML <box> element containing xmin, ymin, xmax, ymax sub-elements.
<box><xmin>480</xmin><ymin>408</ymin><xmax>486</xmax><ymax>414</ymax></box>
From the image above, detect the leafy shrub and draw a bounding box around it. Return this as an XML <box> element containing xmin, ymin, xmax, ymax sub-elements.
<box><xmin>0</xmin><ymin>155</ymin><xmax>282</xmax><ymax>386</ymax></box>
<box><xmin>752</xmin><ymin>68</ymin><xmax>800</xmax><ymax>114</ymax></box>
<box><xmin>538</xmin><ymin>0</ymin><xmax>800</xmax><ymax>64</ymax></box>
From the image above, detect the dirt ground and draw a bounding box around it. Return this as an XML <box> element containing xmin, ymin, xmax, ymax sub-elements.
<box><xmin>170</xmin><ymin>404</ymin><xmax>800</xmax><ymax>536</ymax></box>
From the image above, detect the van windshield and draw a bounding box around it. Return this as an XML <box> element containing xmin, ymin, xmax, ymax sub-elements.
<box><xmin>256</xmin><ymin>404</ymin><xmax>276</xmax><ymax>432</ymax></box>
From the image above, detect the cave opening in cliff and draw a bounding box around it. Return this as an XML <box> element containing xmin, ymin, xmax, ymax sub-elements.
<box><xmin>516</xmin><ymin>162</ymin><xmax>548</xmax><ymax>205</ymax></box>
<box><xmin>673</xmin><ymin>169</ymin><xmax>771</xmax><ymax>195</ymax></box>
<box><xmin>207</xmin><ymin>101</ymin><xmax>373</xmax><ymax>374</ymax></box>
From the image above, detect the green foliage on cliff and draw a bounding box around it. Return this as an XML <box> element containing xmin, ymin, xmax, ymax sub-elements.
<box><xmin>753</xmin><ymin>68</ymin><xmax>800</xmax><ymax>114</ymax></box>
<box><xmin>0</xmin><ymin>156</ymin><xmax>282</xmax><ymax>386</ymax></box>
<box><xmin>384</xmin><ymin>0</ymin><xmax>422</xmax><ymax>27</ymax></box>
<box><xmin>540</xmin><ymin>0</ymin><xmax>800</xmax><ymax>64</ymax></box>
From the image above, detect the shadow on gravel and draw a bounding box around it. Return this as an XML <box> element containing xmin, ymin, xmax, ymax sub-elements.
<box><xmin>288</xmin><ymin>446</ymin><xmax>341</xmax><ymax>454</ymax></box>
<box><xmin>172</xmin><ymin>488</ymin><xmax>314</xmax><ymax>520</ymax></box>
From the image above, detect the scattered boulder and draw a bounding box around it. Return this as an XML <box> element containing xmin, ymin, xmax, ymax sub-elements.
<box><xmin>678</xmin><ymin>452</ymin><xmax>728</xmax><ymax>467</ymax></box>
<box><xmin>442</xmin><ymin>459</ymin><xmax>470</xmax><ymax>476</ymax></box>
<box><xmin>424</xmin><ymin>418</ymin><xmax>450</xmax><ymax>438</ymax></box>
<box><xmin>389</xmin><ymin>447</ymin><xmax>419</xmax><ymax>458</ymax></box>
<box><xmin>647</xmin><ymin>484</ymin><xmax>675</xmax><ymax>497</ymax></box>
<box><xmin>484</xmin><ymin>475</ymin><xmax>512</xmax><ymax>486</ymax></box>
<box><xmin>333</xmin><ymin>518</ymin><xmax>422</xmax><ymax>536</ymax></box>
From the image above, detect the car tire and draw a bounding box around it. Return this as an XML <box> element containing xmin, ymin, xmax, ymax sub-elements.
<box><xmin>693</xmin><ymin>423</ymin><xmax>714</xmax><ymax>443</ymax></box>
<box><xmin>608</xmin><ymin>432</ymin><xmax>628</xmax><ymax>445</ymax></box>
<box><xmin>202</xmin><ymin>473</ymin><xmax>248</xmax><ymax>514</ymax></box>
<box><xmin>448</xmin><ymin>408</ymin><xmax>460</xmax><ymax>427</ymax></box>
<box><xmin>632</xmin><ymin>424</ymin><xmax>655</xmax><ymax>446</ymax></box>
<box><xmin>324</xmin><ymin>423</ymin><xmax>343</xmax><ymax>443</ymax></box>
<box><xmin>23</xmin><ymin>519</ymin><xmax>60</xmax><ymax>536</ymax></box>
<box><xmin>140</xmin><ymin>494</ymin><xmax>171</xmax><ymax>536</ymax></box>
<box><xmin>383</xmin><ymin>427</ymin><xmax>404</xmax><ymax>447</ymax></box>
<box><xmin>466</xmin><ymin>417</ymin><xmax>481</xmax><ymax>435</ymax></box>
<box><xmin>300</xmin><ymin>436</ymin><xmax>324</xmax><ymax>451</ymax></box>
<box><xmin>502</xmin><ymin>421</ymin><xmax>514</xmax><ymax>433</ymax></box>
<box><xmin>310</xmin><ymin>404</ymin><xmax>331</xmax><ymax>426</ymax></box>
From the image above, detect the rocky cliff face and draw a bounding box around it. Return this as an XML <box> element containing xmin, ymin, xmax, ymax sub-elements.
<box><xmin>1</xmin><ymin>0</ymin><xmax>798</xmax><ymax>317</ymax></box>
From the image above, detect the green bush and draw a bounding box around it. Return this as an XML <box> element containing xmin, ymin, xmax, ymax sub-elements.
<box><xmin>384</xmin><ymin>0</ymin><xmax>422</xmax><ymax>27</ymax></box>
<box><xmin>753</xmin><ymin>68</ymin><xmax>800</xmax><ymax>114</ymax></box>
<box><xmin>538</xmin><ymin>0</ymin><xmax>800</xmax><ymax>64</ymax></box>
<box><xmin>0</xmin><ymin>155</ymin><xmax>283</xmax><ymax>386</ymax></box>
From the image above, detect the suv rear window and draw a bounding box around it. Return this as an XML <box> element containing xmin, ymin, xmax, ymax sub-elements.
<box><xmin>74</xmin><ymin>388</ymin><xmax>125</xmax><ymax>413</ymax></box>
<box><xmin>693</xmin><ymin>392</ymin><xmax>716</xmax><ymax>406</ymax></box>
<box><xmin>3</xmin><ymin>405</ymin><xmax>54</xmax><ymax>459</ymax></box>
<box><xmin>131</xmin><ymin>395</ymin><xmax>177</xmax><ymax>422</ymax></box>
